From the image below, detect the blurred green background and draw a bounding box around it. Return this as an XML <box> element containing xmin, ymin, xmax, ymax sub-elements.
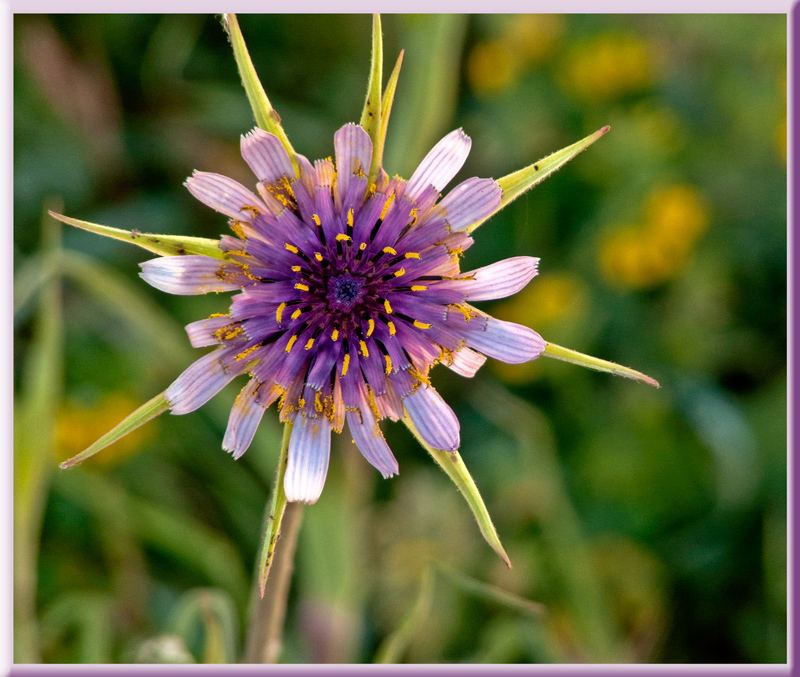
<box><xmin>13</xmin><ymin>14</ymin><xmax>787</xmax><ymax>664</ymax></box>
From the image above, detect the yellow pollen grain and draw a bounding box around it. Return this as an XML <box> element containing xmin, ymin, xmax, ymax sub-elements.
<box><xmin>285</xmin><ymin>335</ymin><xmax>298</xmax><ymax>353</ymax></box>
<box><xmin>314</xmin><ymin>252</ymin><xmax>324</xmax><ymax>262</ymax></box>
<box><xmin>315</xmin><ymin>391</ymin><xmax>323</xmax><ymax>412</ymax></box>
<box><xmin>411</xmin><ymin>285</ymin><xmax>427</xmax><ymax>291</ymax></box>
<box><xmin>291</xmin><ymin>308</ymin><xmax>303</xmax><ymax>320</ymax></box>
<box><xmin>312</xmin><ymin>214</ymin><xmax>321</xmax><ymax>226</ymax></box>
<box><xmin>404</xmin><ymin>252</ymin><xmax>420</xmax><ymax>259</ymax></box>
<box><xmin>336</xmin><ymin>233</ymin><xmax>351</xmax><ymax>242</ymax></box>
<box><xmin>235</xmin><ymin>344</ymin><xmax>259</xmax><ymax>361</ymax></box>
<box><xmin>291</xmin><ymin>265</ymin><xmax>302</xmax><ymax>272</ymax></box>
<box><xmin>305</xmin><ymin>337</ymin><xmax>315</xmax><ymax>350</ymax></box>
<box><xmin>276</xmin><ymin>302</ymin><xmax>286</xmax><ymax>323</ymax></box>
<box><xmin>284</xmin><ymin>243</ymin><xmax>299</xmax><ymax>254</ymax></box>
<box><xmin>367</xmin><ymin>318</ymin><xmax>375</xmax><ymax>337</ymax></box>
<box><xmin>295</xmin><ymin>283</ymin><xmax>310</xmax><ymax>291</ymax></box>
<box><xmin>331</xmin><ymin>328</ymin><xmax>339</xmax><ymax>341</ymax></box>
<box><xmin>209</xmin><ymin>312</ymin><xmax>230</xmax><ymax>318</ymax></box>
<box><xmin>359</xmin><ymin>340</ymin><xmax>369</xmax><ymax>358</ymax></box>
<box><xmin>388</xmin><ymin>321</ymin><xmax>396</xmax><ymax>336</ymax></box>
<box><xmin>413</xmin><ymin>320</ymin><xmax>432</xmax><ymax>329</ymax></box>
<box><xmin>383</xmin><ymin>246</ymin><xmax>397</xmax><ymax>255</ymax></box>
<box><xmin>394</xmin><ymin>268</ymin><xmax>405</xmax><ymax>277</ymax></box>
<box><xmin>384</xmin><ymin>299</ymin><xmax>393</xmax><ymax>314</ymax></box>
<box><xmin>385</xmin><ymin>355</ymin><xmax>393</xmax><ymax>374</ymax></box>
<box><xmin>342</xmin><ymin>353</ymin><xmax>350</xmax><ymax>376</ymax></box>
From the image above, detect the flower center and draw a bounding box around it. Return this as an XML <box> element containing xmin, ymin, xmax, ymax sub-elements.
<box><xmin>326</xmin><ymin>273</ymin><xmax>366</xmax><ymax>311</ymax></box>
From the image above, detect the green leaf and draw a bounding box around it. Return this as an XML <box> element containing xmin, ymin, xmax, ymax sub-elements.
<box><xmin>543</xmin><ymin>342</ymin><xmax>660</xmax><ymax>387</ymax></box>
<box><xmin>403</xmin><ymin>417</ymin><xmax>511</xmax><ymax>567</ymax></box>
<box><xmin>169</xmin><ymin>588</ymin><xmax>239</xmax><ymax>664</ymax></box>
<box><xmin>360</xmin><ymin>14</ymin><xmax>383</xmax><ymax>184</ymax></box>
<box><xmin>49</xmin><ymin>211</ymin><xmax>229</xmax><ymax>260</ymax></box>
<box><xmin>222</xmin><ymin>13</ymin><xmax>297</xmax><ymax>170</ymax></box>
<box><xmin>59</xmin><ymin>393</ymin><xmax>170</xmax><ymax>468</ymax></box>
<box><xmin>257</xmin><ymin>422</ymin><xmax>292</xmax><ymax>597</ymax></box>
<box><xmin>467</xmin><ymin>126</ymin><xmax>610</xmax><ymax>233</ymax></box>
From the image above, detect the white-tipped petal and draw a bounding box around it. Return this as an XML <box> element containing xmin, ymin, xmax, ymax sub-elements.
<box><xmin>223</xmin><ymin>378</ymin><xmax>280</xmax><ymax>459</ymax></box>
<box><xmin>405</xmin><ymin>129</ymin><xmax>472</xmax><ymax>201</ymax></box>
<box><xmin>185</xmin><ymin>171</ymin><xmax>266</xmax><ymax>220</ymax></box>
<box><xmin>437</xmin><ymin>177</ymin><xmax>502</xmax><ymax>232</ymax></box>
<box><xmin>333</xmin><ymin>123</ymin><xmax>374</xmax><ymax>204</ymax></box>
<box><xmin>441</xmin><ymin>256</ymin><xmax>539</xmax><ymax>301</ymax></box>
<box><xmin>166</xmin><ymin>350</ymin><xmax>242</xmax><ymax>415</ymax></box>
<box><xmin>284</xmin><ymin>414</ymin><xmax>331</xmax><ymax>504</ymax></box>
<box><xmin>446</xmin><ymin>346</ymin><xmax>487</xmax><ymax>378</ymax></box>
<box><xmin>241</xmin><ymin>128</ymin><xmax>296</xmax><ymax>184</ymax></box>
<box><xmin>346</xmin><ymin>408</ymin><xmax>399</xmax><ymax>479</ymax></box>
<box><xmin>465</xmin><ymin>318</ymin><xmax>546</xmax><ymax>364</ymax></box>
<box><xmin>140</xmin><ymin>256</ymin><xmax>241</xmax><ymax>295</ymax></box>
<box><xmin>403</xmin><ymin>385</ymin><xmax>460</xmax><ymax>452</ymax></box>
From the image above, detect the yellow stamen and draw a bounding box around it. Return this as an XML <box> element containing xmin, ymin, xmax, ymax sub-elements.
<box><xmin>384</xmin><ymin>299</ymin><xmax>393</xmax><ymax>314</ymax></box>
<box><xmin>347</xmin><ymin>209</ymin><xmax>354</xmax><ymax>229</ymax></box>
<box><xmin>410</xmin><ymin>285</ymin><xmax>427</xmax><ymax>291</ymax></box>
<box><xmin>359</xmin><ymin>242</ymin><xmax>367</xmax><ymax>251</ymax></box>
<box><xmin>285</xmin><ymin>335</ymin><xmax>298</xmax><ymax>353</ymax></box>
<box><xmin>367</xmin><ymin>318</ymin><xmax>375</xmax><ymax>337</ymax></box>
<box><xmin>379</xmin><ymin>192</ymin><xmax>395</xmax><ymax>220</ymax></box>
<box><xmin>312</xmin><ymin>213</ymin><xmax>321</xmax><ymax>226</ymax></box>
<box><xmin>394</xmin><ymin>268</ymin><xmax>405</xmax><ymax>277</ymax></box>
<box><xmin>331</xmin><ymin>328</ymin><xmax>339</xmax><ymax>341</ymax></box>
<box><xmin>359</xmin><ymin>340</ymin><xmax>369</xmax><ymax>358</ymax></box>
<box><xmin>304</xmin><ymin>337</ymin><xmax>315</xmax><ymax>350</ymax></box>
<box><xmin>295</xmin><ymin>283</ymin><xmax>310</xmax><ymax>291</ymax></box>
<box><xmin>276</xmin><ymin>302</ymin><xmax>286</xmax><ymax>323</ymax></box>
<box><xmin>342</xmin><ymin>353</ymin><xmax>350</xmax><ymax>376</ymax></box>
<box><xmin>291</xmin><ymin>265</ymin><xmax>302</xmax><ymax>272</ymax></box>
<box><xmin>314</xmin><ymin>252</ymin><xmax>324</xmax><ymax>262</ymax></box>
<box><xmin>413</xmin><ymin>320</ymin><xmax>432</xmax><ymax>329</ymax></box>
<box><xmin>384</xmin><ymin>354</ymin><xmax>393</xmax><ymax>374</ymax></box>
<box><xmin>336</xmin><ymin>233</ymin><xmax>351</xmax><ymax>242</ymax></box>
<box><xmin>284</xmin><ymin>243</ymin><xmax>299</xmax><ymax>254</ymax></box>
<box><xmin>383</xmin><ymin>246</ymin><xmax>397</xmax><ymax>255</ymax></box>
<box><xmin>315</xmin><ymin>391</ymin><xmax>323</xmax><ymax>412</ymax></box>
<box><xmin>291</xmin><ymin>308</ymin><xmax>302</xmax><ymax>320</ymax></box>
<box><xmin>388</xmin><ymin>321</ymin><xmax>396</xmax><ymax>336</ymax></box>
<box><xmin>404</xmin><ymin>252</ymin><xmax>420</xmax><ymax>259</ymax></box>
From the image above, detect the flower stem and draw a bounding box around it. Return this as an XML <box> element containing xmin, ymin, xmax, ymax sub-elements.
<box><xmin>243</xmin><ymin>424</ymin><xmax>304</xmax><ymax>663</ymax></box>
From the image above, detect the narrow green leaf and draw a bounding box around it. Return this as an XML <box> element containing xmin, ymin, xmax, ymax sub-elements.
<box><xmin>222</xmin><ymin>13</ymin><xmax>297</xmax><ymax>170</ymax></box>
<box><xmin>467</xmin><ymin>126</ymin><xmax>610</xmax><ymax>233</ymax></box>
<box><xmin>257</xmin><ymin>422</ymin><xmax>292</xmax><ymax>597</ymax></box>
<box><xmin>49</xmin><ymin>211</ymin><xmax>229</xmax><ymax>260</ymax></box>
<box><xmin>59</xmin><ymin>393</ymin><xmax>170</xmax><ymax>469</ymax></box>
<box><xmin>374</xmin><ymin>565</ymin><xmax>435</xmax><ymax>663</ymax></box>
<box><xmin>360</xmin><ymin>14</ymin><xmax>383</xmax><ymax>184</ymax></box>
<box><xmin>543</xmin><ymin>342</ymin><xmax>660</xmax><ymax>388</ymax></box>
<box><xmin>169</xmin><ymin>589</ymin><xmax>239</xmax><ymax>664</ymax></box>
<box><xmin>434</xmin><ymin>563</ymin><xmax>544</xmax><ymax>617</ymax></box>
<box><xmin>403</xmin><ymin>417</ymin><xmax>511</xmax><ymax>567</ymax></box>
<box><xmin>375</xmin><ymin>50</ymin><xmax>404</xmax><ymax>177</ymax></box>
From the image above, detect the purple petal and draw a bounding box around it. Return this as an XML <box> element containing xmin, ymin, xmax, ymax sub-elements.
<box><xmin>240</xmin><ymin>128</ymin><xmax>295</xmax><ymax>184</ymax></box>
<box><xmin>438</xmin><ymin>256</ymin><xmax>539</xmax><ymax>301</ymax></box>
<box><xmin>403</xmin><ymin>385</ymin><xmax>460</xmax><ymax>452</ymax></box>
<box><xmin>464</xmin><ymin>316</ymin><xmax>546</xmax><ymax>364</ymax></box>
<box><xmin>333</xmin><ymin>123</ymin><xmax>373</xmax><ymax>206</ymax></box>
<box><xmin>223</xmin><ymin>378</ymin><xmax>280</xmax><ymax>459</ymax></box>
<box><xmin>437</xmin><ymin>177</ymin><xmax>502</xmax><ymax>232</ymax></box>
<box><xmin>166</xmin><ymin>349</ymin><xmax>244</xmax><ymax>415</ymax></box>
<box><xmin>405</xmin><ymin>129</ymin><xmax>471</xmax><ymax>201</ymax></box>
<box><xmin>185</xmin><ymin>315</ymin><xmax>236</xmax><ymax>347</ymax></box>
<box><xmin>185</xmin><ymin>171</ymin><xmax>266</xmax><ymax>220</ymax></box>
<box><xmin>284</xmin><ymin>414</ymin><xmax>331</xmax><ymax>504</ymax></box>
<box><xmin>346</xmin><ymin>403</ymin><xmax>399</xmax><ymax>478</ymax></box>
<box><xmin>140</xmin><ymin>256</ymin><xmax>242</xmax><ymax>295</ymax></box>
<box><xmin>445</xmin><ymin>346</ymin><xmax>486</xmax><ymax>378</ymax></box>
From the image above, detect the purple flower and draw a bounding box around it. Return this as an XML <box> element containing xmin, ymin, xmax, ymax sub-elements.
<box><xmin>140</xmin><ymin>123</ymin><xmax>544</xmax><ymax>504</ymax></box>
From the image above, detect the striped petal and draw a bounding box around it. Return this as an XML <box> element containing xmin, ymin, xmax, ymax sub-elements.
<box><xmin>346</xmin><ymin>406</ymin><xmax>399</xmax><ymax>478</ymax></box>
<box><xmin>166</xmin><ymin>349</ymin><xmax>243</xmax><ymax>415</ymax></box>
<box><xmin>140</xmin><ymin>256</ymin><xmax>242</xmax><ymax>295</ymax></box>
<box><xmin>185</xmin><ymin>171</ymin><xmax>266</xmax><ymax>220</ymax></box>
<box><xmin>185</xmin><ymin>315</ymin><xmax>236</xmax><ymax>347</ymax></box>
<box><xmin>241</xmin><ymin>128</ymin><xmax>296</xmax><ymax>184</ymax></box>
<box><xmin>405</xmin><ymin>129</ymin><xmax>471</xmax><ymax>201</ymax></box>
<box><xmin>445</xmin><ymin>346</ymin><xmax>487</xmax><ymax>378</ymax></box>
<box><xmin>223</xmin><ymin>378</ymin><xmax>280</xmax><ymax>459</ymax></box>
<box><xmin>439</xmin><ymin>256</ymin><xmax>539</xmax><ymax>301</ymax></box>
<box><xmin>437</xmin><ymin>177</ymin><xmax>502</xmax><ymax>232</ymax></box>
<box><xmin>403</xmin><ymin>385</ymin><xmax>460</xmax><ymax>452</ymax></box>
<box><xmin>333</xmin><ymin>123</ymin><xmax>373</xmax><ymax>205</ymax></box>
<box><xmin>464</xmin><ymin>317</ymin><xmax>546</xmax><ymax>364</ymax></box>
<box><xmin>284</xmin><ymin>414</ymin><xmax>331</xmax><ymax>504</ymax></box>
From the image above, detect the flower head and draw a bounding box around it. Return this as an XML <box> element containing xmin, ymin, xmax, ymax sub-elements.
<box><xmin>141</xmin><ymin>123</ymin><xmax>544</xmax><ymax>503</ymax></box>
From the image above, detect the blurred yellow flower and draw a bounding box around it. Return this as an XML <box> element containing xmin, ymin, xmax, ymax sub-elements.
<box><xmin>561</xmin><ymin>33</ymin><xmax>653</xmax><ymax>103</ymax></box>
<box><xmin>467</xmin><ymin>40</ymin><xmax>522</xmax><ymax>95</ymax></box>
<box><xmin>600</xmin><ymin>184</ymin><xmax>709</xmax><ymax>289</ymax></box>
<box><xmin>505</xmin><ymin>14</ymin><xmax>564</xmax><ymax>64</ymax></box>
<box><xmin>56</xmin><ymin>393</ymin><xmax>154</xmax><ymax>466</ymax></box>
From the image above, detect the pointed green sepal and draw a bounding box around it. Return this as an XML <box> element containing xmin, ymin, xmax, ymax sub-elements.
<box><xmin>360</xmin><ymin>14</ymin><xmax>384</xmax><ymax>184</ymax></box>
<box><xmin>257</xmin><ymin>422</ymin><xmax>292</xmax><ymax>597</ymax></box>
<box><xmin>376</xmin><ymin>50</ymin><xmax>404</xmax><ymax>177</ymax></box>
<box><xmin>403</xmin><ymin>417</ymin><xmax>511</xmax><ymax>568</ymax></box>
<box><xmin>59</xmin><ymin>392</ymin><xmax>170</xmax><ymax>469</ymax></box>
<box><xmin>223</xmin><ymin>13</ymin><xmax>297</xmax><ymax>170</ymax></box>
<box><xmin>467</xmin><ymin>126</ymin><xmax>611</xmax><ymax>233</ymax></box>
<box><xmin>543</xmin><ymin>342</ymin><xmax>660</xmax><ymax>387</ymax></box>
<box><xmin>49</xmin><ymin>212</ymin><xmax>230</xmax><ymax>260</ymax></box>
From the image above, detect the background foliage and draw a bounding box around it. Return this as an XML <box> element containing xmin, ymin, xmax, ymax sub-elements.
<box><xmin>14</xmin><ymin>13</ymin><xmax>787</xmax><ymax>664</ymax></box>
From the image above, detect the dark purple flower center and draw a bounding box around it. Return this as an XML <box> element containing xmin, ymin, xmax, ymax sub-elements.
<box><xmin>327</xmin><ymin>273</ymin><xmax>366</xmax><ymax>311</ymax></box>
